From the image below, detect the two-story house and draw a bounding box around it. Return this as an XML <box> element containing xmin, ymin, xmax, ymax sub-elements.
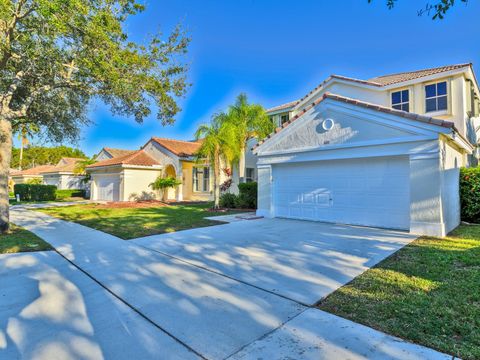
<box><xmin>256</xmin><ymin>63</ymin><xmax>478</xmax><ymax>237</ymax></box>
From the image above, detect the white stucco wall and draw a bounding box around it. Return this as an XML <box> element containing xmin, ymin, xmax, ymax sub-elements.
<box><xmin>42</xmin><ymin>174</ymin><xmax>61</xmax><ymax>187</ymax></box>
<box><xmin>61</xmin><ymin>175</ymin><xmax>87</xmax><ymax>190</ymax></box>
<box><xmin>440</xmin><ymin>138</ymin><xmax>465</xmax><ymax>234</ymax></box>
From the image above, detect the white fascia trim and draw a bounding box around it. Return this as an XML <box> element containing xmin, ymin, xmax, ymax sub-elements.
<box><xmin>446</xmin><ymin>132</ymin><xmax>475</xmax><ymax>153</ymax></box>
<box><xmin>257</xmin><ymin>140</ymin><xmax>439</xmax><ymax>166</ymax></box>
<box><xmin>258</xmin><ymin>136</ymin><xmax>437</xmax><ymax>157</ymax></box>
<box><xmin>267</xmin><ymin>107</ymin><xmax>296</xmax><ymax>116</ymax></box>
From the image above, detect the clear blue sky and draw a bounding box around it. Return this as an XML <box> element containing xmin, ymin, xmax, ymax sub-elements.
<box><xmin>33</xmin><ymin>0</ymin><xmax>480</xmax><ymax>156</ymax></box>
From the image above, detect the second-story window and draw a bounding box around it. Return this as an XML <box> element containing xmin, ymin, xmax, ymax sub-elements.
<box><xmin>280</xmin><ymin>114</ymin><xmax>289</xmax><ymax>125</ymax></box>
<box><xmin>391</xmin><ymin>90</ymin><xmax>409</xmax><ymax>112</ymax></box>
<box><xmin>425</xmin><ymin>81</ymin><xmax>448</xmax><ymax>113</ymax></box>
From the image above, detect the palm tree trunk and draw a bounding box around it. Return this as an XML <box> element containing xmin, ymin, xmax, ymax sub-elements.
<box><xmin>213</xmin><ymin>150</ymin><xmax>221</xmax><ymax>208</ymax></box>
<box><xmin>19</xmin><ymin>141</ymin><xmax>23</xmax><ymax>170</ymax></box>
<box><xmin>238</xmin><ymin>143</ymin><xmax>246</xmax><ymax>183</ymax></box>
<box><xmin>0</xmin><ymin>117</ymin><xmax>12</xmax><ymax>233</ymax></box>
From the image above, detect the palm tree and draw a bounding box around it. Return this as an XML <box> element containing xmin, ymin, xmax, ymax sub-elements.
<box><xmin>16</xmin><ymin>124</ymin><xmax>39</xmax><ymax>170</ymax></box>
<box><xmin>195</xmin><ymin>113</ymin><xmax>240</xmax><ymax>208</ymax></box>
<box><xmin>227</xmin><ymin>93</ymin><xmax>274</xmax><ymax>182</ymax></box>
<box><xmin>73</xmin><ymin>158</ymin><xmax>96</xmax><ymax>183</ymax></box>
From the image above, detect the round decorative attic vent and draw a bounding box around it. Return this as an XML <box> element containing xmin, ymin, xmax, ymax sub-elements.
<box><xmin>322</xmin><ymin>118</ymin><xmax>335</xmax><ymax>131</ymax></box>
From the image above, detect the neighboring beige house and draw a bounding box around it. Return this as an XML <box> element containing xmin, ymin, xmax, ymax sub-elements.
<box><xmin>87</xmin><ymin>137</ymin><xmax>254</xmax><ymax>202</ymax></box>
<box><xmin>10</xmin><ymin>164</ymin><xmax>56</xmax><ymax>184</ymax></box>
<box><xmin>256</xmin><ymin>63</ymin><xmax>479</xmax><ymax>237</ymax></box>
<box><xmin>41</xmin><ymin>157</ymin><xmax>88</xmax><ymax>190</ymax></box>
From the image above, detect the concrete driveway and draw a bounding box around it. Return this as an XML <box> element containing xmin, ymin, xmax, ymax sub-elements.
<box><xmin>9</xmin><ymin>209</ymin><xmax>451</xmax><ymax>359</ymax></box>
<box><xmin>132</xmin><ymin>218</ymin><xmax>417</xmax><ymax>305</ymax></box>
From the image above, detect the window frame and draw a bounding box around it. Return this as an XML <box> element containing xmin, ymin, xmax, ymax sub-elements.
<box><xmin>245</xmin><ymin>167</ymin><xmax>255</xmax><ymax>183</ymax></box>
<box><xmin>390</xmin><ymin>88</ymin><xmax>410</xmax><ymax>112</ymax></box>
<box><xmin>424</xmin><ymin>79</ymin><xmax>450</xmax><ymax>115</ymax></box>
<box><xmin>193</xmin><ymin>166</ymin><xmax>210</xmax><ymax>193</ymax></box>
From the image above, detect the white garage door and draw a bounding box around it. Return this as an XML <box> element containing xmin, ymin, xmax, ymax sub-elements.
<box><xmin>273</xmin><ymin>156</ymin><xmax>410</xmax><ymax>230</ymax></box>
<box><xmin>97</xmin><ymin>177</ymin><xmax>120</xmax><ymax>201</ymax></box>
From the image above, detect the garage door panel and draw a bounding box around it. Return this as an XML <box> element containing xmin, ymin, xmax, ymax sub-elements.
<box><xmin>273</xmin><ymin>157</ymin><xmax>410</xmax><ymax>230</ymax></box>
<box><xmin>96</xmin><ymin>176</ymin><xmax>120</xmax><ymax>201</ymax></box>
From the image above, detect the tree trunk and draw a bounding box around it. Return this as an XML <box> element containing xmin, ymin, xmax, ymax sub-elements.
<box><xmin>18</xmin><ymin>139</ymin><xmax>23</xmax><ymax>170</ymax></box>
<box><xmin>238</xmin><ymin>144</ymin><xmax>245</xmax><ymax>183</ymax></box>
<box><xmin>213</xmin><ymin>151</ymin><xmax>220</xmax><ymax>209</ymax></box>
<box><xmin>0</xmin><ymin>117</ymin><xmax>12</xmax><ymax>233</ymax></box>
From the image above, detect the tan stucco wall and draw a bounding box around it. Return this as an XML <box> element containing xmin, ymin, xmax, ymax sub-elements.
<box><xmin>181</xmin><ymin>161</ymin><xmax>213</xmax><ymax>201</ymax></box>
<box><xmin>122</xmin><ymin>168</ymin><xmax>162</xmax><ymax>201</ymax></box>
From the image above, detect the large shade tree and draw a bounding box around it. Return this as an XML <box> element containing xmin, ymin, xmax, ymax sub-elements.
<box><xmin>195</xmin><ymin>113</ymin><xmax>239</xmax><ymax>208</ymax></box>
<box><xmin>0</xmin><ymin>0</ymin><xmax>189</xmax><ymax>232</ymax></box>
<box><xmin>226</xmin><ymin>93</ymin><xmax>273</xmax><ymax>182</ymax></box>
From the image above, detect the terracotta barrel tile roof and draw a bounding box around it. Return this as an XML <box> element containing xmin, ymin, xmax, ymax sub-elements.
<box><xmin>41</xmin><ymin>157</ymin><xmax>86</xmax><ymax>174</ymax></box>
<box><xmin>266</xmin><ymin>100</ymin><xmax>300</xmax><ymax>113</ymax></box>
<box><xmin>291</xmin><ymin>63</ymin><xmax>472</xmax><ymax>108</ymax></box>
<box><xmin>151</xmin><ymin>137</ymin><xmax>202</xmax><ymax>157</ymax></box>
<box><xmin>104</xmin><ymin>147</ymin><xmax>137</xmax><ymax>158</ymax></box>
<box><xmin>10</xmin><ymin>164</ymin><xmax>56</xmax><ymax>176</ymax></box>
<box><xmin>87</xmin><ymin>150</ymin><xmax>160</xmax><ymax>169</ymax></box>
<box><xmin>368</xmin><ymin>63</ymin><xmax>471</xmax><ymax>86</ymax></box>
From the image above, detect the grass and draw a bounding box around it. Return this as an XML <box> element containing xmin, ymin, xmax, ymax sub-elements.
<box><xmin>0</xmin><ymin>224</ymin><xmax>52</xmax><ymax>254</ymax></box>
<box><xmin>38</xmin><ymin>203</ymin><xmax>245</xmax><ymax>239</ymax></box>
<box><xmin>318</xmin><ymin>225</ymin><xmax>480</xmax><ymax>360</ymax></box>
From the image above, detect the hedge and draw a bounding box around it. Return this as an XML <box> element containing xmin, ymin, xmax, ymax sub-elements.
<box><xmin>219</xmin><ymin>182</ymin><xmax>257</xmax><ymax>209</ymax></box>
<box><xmin>460</xmin><ymin>167</ymin><xmax>480</xmax><ymax>223</ymax></box>
<box><xmin>14</xmin><ymin>184</ymin><xmax>57</xmax><ymax>201</ymax></box>
<box><xmin>219</xmin><ymin>193</ymin><xmax>237</xmax><ymax>208</ymax></box>
<box><xmin>55</xmin><ymin>189</ymin><xmax>86</xmax><ymax>200</ymax></box>
<box><xmin>237</xmin><ymin>182</ymin><xmax>257</xmax><ymax>209</ymax></box>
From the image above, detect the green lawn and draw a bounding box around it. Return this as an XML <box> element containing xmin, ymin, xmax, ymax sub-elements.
<box><xmin>0</xmin><ymin>224</ymin><xmax>52</xmax><ymax>254</ymax></box>
<box><xmin>318</xmin><ymin>225</ymin><xmax>480</xmax><ymax>360</ymax></box>
<box><xmin>38</xmin><ymin>203</ymin><xmax>245</xmax><ymax>239</ymax></box>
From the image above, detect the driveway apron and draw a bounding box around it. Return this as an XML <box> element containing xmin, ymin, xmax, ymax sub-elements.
<box><xmin>10</xmin><ymin>209</ymin><xmax>303</xmax><ymax>360</ymax></box>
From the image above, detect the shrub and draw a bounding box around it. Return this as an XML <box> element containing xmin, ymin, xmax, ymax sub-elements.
<box><xmin>219</xmin><ymin>193</ymin><xmax>237</xmax><ymax>208</ymax></box>
<box><xmin>236</xmin><ymin>182</ymin><xmax>257</xmax><ymax>209</ymax></box>
<box><xmin>55</xmin><ymin>189</ymin><xmax>86</xmax><ymax>200</ymax></box>
<box><xmin>460</xmin><ymin>167</ymin><xmax>480</xmax><ymax>223</ymax></box>
<box><xmin>14</xmin><ymin>184</ymin><xmax>57</xmax><ymax>201</ymax></box>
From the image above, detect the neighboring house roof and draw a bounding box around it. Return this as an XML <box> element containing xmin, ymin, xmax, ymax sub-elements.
<box><xmin>87</xmin><ymin>150</ymin><xmax>160</xmax><ymax>169</ymax></box>
<box><xmin>10</xmin><ymin>164</ymin><xmax>56</xmax><ymax>177</ymax></box>
<box><xmin>267</xmin><ymin>100</ymin><xmax>300</xmax><ymax>113</ymax></box>
<box><xmin>103</xmin><ymin>147</ymin><xmax>137</xmax><ymax>158</ymax></box>
<box><xmin>151</xmin><ymin>137</ymin><xmax>202</xmax><ymax>158</ymax></box>
<box><xmin>41</xmin><ymin>157</ymin><xmax>86</xmax><ymax>174</ymax></box>
<box><xmin>368</xmin><ymin>63</ymin><xmax>471</xmax><ymax>86</ymax></box>
<box><xmin>254</xmin><ymin>92</ymin><xmax>461</xmax><ymax>151</ymax></box>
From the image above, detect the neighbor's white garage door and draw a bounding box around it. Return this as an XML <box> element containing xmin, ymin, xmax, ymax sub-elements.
<box><xmin>96</xmin><ymin>176</ymin><xmax>120</xmax><ymax>201</ymax></box>
<box><xmin>273</xmin><ymin>156</ymin><xmax>410</xmax><ymax>230</ymax></box>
